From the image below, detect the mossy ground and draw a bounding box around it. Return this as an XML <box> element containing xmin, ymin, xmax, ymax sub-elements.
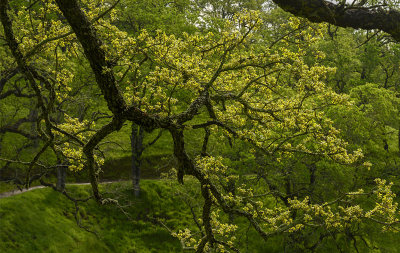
<box><xmin>1</xmin><ymin>180</ymin><xmax>399</xmax><ymax>253</ymax></box>
<box><xmin>0</xmin><ymin>180</ymin><xmax>190</xmax><ymax>253</ymax></box>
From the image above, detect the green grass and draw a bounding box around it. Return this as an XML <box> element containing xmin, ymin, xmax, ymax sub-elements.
<box><xmin>0</xmin><ymin>180</ymin><xmax>191</xmax><ymax>253</ymax></box>
<box><xmin>0</xmin><ymin>180</ymin><xmax>44</xmax><ymax>194</ymax></box>
<box><xmin>1</xmin><ymin>180</ymin><xmax>400</xmax><ymax>253</ymax></box>
<box><xmin>100</xmin><ymin>154</ymin><xmax>176</xmax><ymax>181</ymax></box>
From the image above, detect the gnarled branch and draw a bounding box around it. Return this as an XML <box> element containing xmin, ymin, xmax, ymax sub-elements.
<box><xmin>272</xmin><ymin>0</ymin><xmax>400</xmax><ymax>42</ymax></box>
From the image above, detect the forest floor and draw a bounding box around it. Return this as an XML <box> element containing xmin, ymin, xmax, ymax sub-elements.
<box><xmin>1</xmin><ymin>180</ymin><xmax>399</xmax><ymax>252</ymax></box>
<box><xmin>0</xmin><ymin>180</ymin><xmax>193</xmax><ymax>253</ymax></box>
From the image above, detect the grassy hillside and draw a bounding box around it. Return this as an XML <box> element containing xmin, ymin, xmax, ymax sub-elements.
<box><xmin>1</xmin><ymin>180</ymin><xmax>399</xmax><ymax>253</ymax></box>
<box><xmin>0</xmin><ymin>181</ymin><xmax>191</xmax><ymax>253</ymax></box>
<box><xmin>0</xmin><ymin>179</ymin><xmax>284</xmax><ymax>253</ymax></box>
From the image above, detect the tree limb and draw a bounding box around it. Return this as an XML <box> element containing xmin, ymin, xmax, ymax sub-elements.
<box><xmin>272</xmin><ymin>0</ymin><xmax>400</xmax><ymax>42</ymax></box>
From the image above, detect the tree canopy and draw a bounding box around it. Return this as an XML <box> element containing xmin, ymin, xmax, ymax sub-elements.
<box><xmin>0</xmin><ymin>0</ymin><xmax>399</xmax><ymax>252</ymax></box>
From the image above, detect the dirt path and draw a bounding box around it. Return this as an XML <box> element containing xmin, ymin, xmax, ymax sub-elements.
<box><xmin>0</xmin><ymin>186</ymin><xmax>46</xmax><ymax>199</ymax></box>
<box><xmin>0</xmin><ymin>181</ymin><xmax>117</xmax><ymax>199</ymax></box>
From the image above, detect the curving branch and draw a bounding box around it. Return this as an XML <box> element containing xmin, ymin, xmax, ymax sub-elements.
<box><xmin>54</xmin><ymin>0</ymin><xmax>127</xmax><ymax>116</ymax></box>
<box><xmin>82</xmin><ymin>117</ymin><xmax>125</xmax><ymax>202</ymax></box>
<box><xmin>272</xmin><ymin>0</ymin><xmax>400</xmax><ymax>42</ymax></box>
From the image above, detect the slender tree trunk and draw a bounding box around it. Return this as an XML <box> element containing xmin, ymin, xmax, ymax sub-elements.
<box><xmin>56</xmin><ymin>166</ymin><xmax>66</xmax><ymax>190</ymax></box>
<box><xmin>131</xmin><ymin>123</ymin><xmax>143</xmax><ymax>197</ymax></box>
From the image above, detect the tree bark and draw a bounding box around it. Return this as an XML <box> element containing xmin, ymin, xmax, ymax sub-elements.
<box><xmin>272</xmin><ymin>0</ymin><xmax>400</xmax><ymax>42</ymax></box>
<box><xmin>130</xmin><ymin>123</ymin><xmax>143</xmax><ymax>197</ymax></box>
<box><xmin>56</xmin><ymin>166</ymin><xmax>66</xmax><ymax>191</ymax></box>
<box><xmin>55</xmin><ymin>0</ymin><xmax>127</xmax><ymax>116</ymax></box>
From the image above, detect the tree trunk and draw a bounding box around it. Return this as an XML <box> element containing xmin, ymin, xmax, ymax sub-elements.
<box><xmin>56</xmin><ymin>166</ymin><xmax>66</xmax><ymax>191</ymax></box>
<box><xmin>131</xmin><ymin>123</ymin><xmax>143</xmax><ymax>197</ymax></box>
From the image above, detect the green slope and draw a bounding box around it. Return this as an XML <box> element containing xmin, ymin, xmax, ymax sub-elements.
<box><xmin>0</xmin><ymin>181</ymin><xmax>190</xmax><ymax>253</ymax></box>
<box><xmin>1</xmin><ymin>180</ymin><xmax>399</xmax><ymax>253</ymax></box>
